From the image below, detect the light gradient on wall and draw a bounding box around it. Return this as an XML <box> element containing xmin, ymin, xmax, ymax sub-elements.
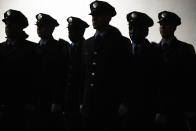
<box><xmin>0</xmin><ymin>0</ymin><xmax>196</xmax><ymax>49</ymax></box>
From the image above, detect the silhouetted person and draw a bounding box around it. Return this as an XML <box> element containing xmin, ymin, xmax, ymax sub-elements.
<box><xmin>65</xmin><ymin>16</ymin><xmax>89</xmax><ymax>131</ymax></box>
<box><xmin>81</xmin><ymin>1</ymin><xmax>130</xmax><ymax>131</ymax></box>
<box><xmin>0</xmin><ymin>9</ymin><xmax>38</xmax><ymax>131</ymax></box>
<box><xmin>35</xmin><ymin>13</ymin><xmax>69</xmax><ymax>130</ymax></box>
<box><xmin>121</xmin><ymin>11</ymin><xmax>161</xmax><ymax>131</ymax></box>
<box><xmin>155</xmin><ymin>11</ymin><xmax>196</xmax><ymax>131</ymax></box>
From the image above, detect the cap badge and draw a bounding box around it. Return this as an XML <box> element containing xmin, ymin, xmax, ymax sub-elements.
<box><xmin>6</xmin><ymin>10</ymin><xmax>11</xmax><ymax>17</ymax></box>
<box><xmin>131</xmin><ymin>12</ymin><xmax>137</xmax><ymax>19</ymax></box>
<box><xmin>93</xmin><ymin>2</ymin><xmax>98</xmax><ymax>9</ymax></box>
<box><xmin>37</xmin><ymin>14</ymin><xmax>42</xmax><ymax>20</ymax></box>
<box><xmin>68</xmin><ymin>17</ymin><xmax>72</xmax><ymax>23</ymax></box>
<box><xmin>161</xmin><ymin>12</ymin><xmax>167</xmax><ymax>18</ymax></box>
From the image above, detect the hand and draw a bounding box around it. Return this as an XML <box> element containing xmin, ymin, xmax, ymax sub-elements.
<box><xmin>51</xmin><ymin>104</ymin><xmax>63</xmax><ymax>113</ymax></box>
<box><xmin>185</xmin><ymin>112</ymin><xmax>196</xmax><ymax>119</ymax></box>
<box><xmin>80</xmin><ymin>104</ymin><xmax>83</xmax><ymax>113</ymax></box>
<box><xmin>24</xmin><ymin>104</ymin><xmax>37</xmax><ymax>112</ymax></box>
<box><xmin>0</xmin><ymin>111</ymin><xmax>4</xmax><ymax>120</ymax></box>
<box><xmin>155</xmin><ymin>113</ymin><xmax>168</xmax><ymax>124</ymax></box>
<box><xmin>119</xmin><ymin>104</ymin><xmax>128</xmax><ymax>117</ymax></box>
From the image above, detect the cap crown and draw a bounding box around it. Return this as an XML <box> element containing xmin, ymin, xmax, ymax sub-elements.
<box><xmin>127</xmin><ymin>11</ymin><xmax>154</xmax><ymax>27</ymax></box>
<box><xmin>36</xmin><ymin>13</ymin><xmax>59</xmax><ymax>27</ymax></box>
<box><xmin>89</xmin><ymin>0</ymin><xmax>116</xmax><ymax>17</ymax></box>
<box><xmin>2</xmin><ymin>9</ymin><xmax>28</xmax><ymax>28</ymax></box>
<box><xmin>67</xmin><ymin>16</ymin><xmax>89</xmax><ymax>29</ymax></box>
<box><xmin>158</xmin><ymin>11</ymin><xmax>181</xmax><ymax>26</ymax></box>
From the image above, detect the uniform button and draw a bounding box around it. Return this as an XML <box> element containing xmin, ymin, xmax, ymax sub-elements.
<box><xmin>93</xmin><ymin>51</ymin><xmax>98</xmax><ymax>55</ymax></box>
<box><xmin>67</xmin><ymin>82</ymin><xmax>71</xmax><ymax>86</ymax></box>
<box><xmin>68</xmin><ymin>65</ymin><xmax>73</xmax><ymax>69</ymax></box>
<box><xmin>91</xmin><ymin>72</ymin><xmax>95</xmax><ymax>76</ymax></box>
<box><xmin>92</xmin><ymin>62</ymin><xmax>96</xmax><ymax>65</ymax></box>
<box><xmin>90</xmin><ymin>83</ymin><xmax>94</xmax><ymax>87</ymax></box>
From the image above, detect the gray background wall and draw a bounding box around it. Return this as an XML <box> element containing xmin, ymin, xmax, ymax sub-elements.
<box><xmin>0</xmin><ymin>0</ymin><xmax>195</xmax><ymax>49</ymax></box>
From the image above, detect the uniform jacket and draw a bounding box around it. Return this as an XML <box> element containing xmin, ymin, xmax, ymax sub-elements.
<box><xmin>82</xmin><ymin>25</ymin><xmax>130</xmax><ymax>118</ymax></box>
<box><xmin>67</xmin><ymin>38</ymin><xmax>85</xmax><ymax>113</ymax></box>
<box><xmin>0</xmin><ymin>33</ymin><xmax>38</xmax><ymax>105</ymax></box>
<box><xmin>36</xmin><ymin>37</ymin><xmax>69</xmax><ymax>110</ymax></box>
<box><xmin>157</xmin><ymin>37</ymin><xmax>195</xmax><ymax>113</ymax></box>
<box><xmin>126</xmin><ymin>39</ymin><xmax>161</xmax><ymax>113</ymax></box>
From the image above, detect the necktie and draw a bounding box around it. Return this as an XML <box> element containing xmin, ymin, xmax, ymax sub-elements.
<box><xmin>95</xmin><ymin>35</ymin><xmax>101</xmax><ymax>43</ymax></box>
<box><xmin>72</xmin><ymin>43</ymin><xmax>77</xmax><ymax>53</ymax></box>
<box><xmin>6</xmin><ymin>42</ymin><xmax>14</xmax><ymax>52</ymax></box>
<box><xmin>162</xmin><ymin>43</ymin><xmax>168</xmax><ymax>51</ymax></box>
<box><xmin>40</xmin><ymin>40</ymin><xmax>47</xmax><ymax>46</ymax></box>
<box><xmin>134</xmin><ymin>45</ymin><xmax>140</xmax><ymax>56</ymax></box>
<box><xmin>94</xmin><ymin>35</ymin><xmax>101</xmax><ymax>49</ymax></box>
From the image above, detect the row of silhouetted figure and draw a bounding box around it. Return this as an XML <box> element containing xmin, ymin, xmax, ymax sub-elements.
<box><xmin>0</xmin><ymin>0</ymin><xmax>196</xmax><ymax>131</ymax></box>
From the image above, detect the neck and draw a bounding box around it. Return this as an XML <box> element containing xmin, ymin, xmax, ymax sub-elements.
<box><xmin>132</xmin><ymin>38</ymin><xmax>145</xmax><ymax>45</ymax></box>
<box><xmin>7</xmin><ymin>31</ymin><xmax>27</xmax><ymax>41</ymax></box>
<box><xmin>41</xmin><ymin>35</ymin><xmax>53</xmax><ymax>40</ymax></box>
<box><xmin>96</xmin><ymin>25</ymin><xmax>109</xmax><ymax>34</ymax></box>
<box><xmin>71</xmin><ymin>37</ymin><xmax>84</xmax><ymax>43</ymax></box>
<box><xmin>162</xmin><ymin>35</ymin><xmax>174</xmax><ymax>43</ymax></box>
<box><xmin>7</xmin><ymin>36</ymin><xmax>18</xmax><ymax>41</ymax></box>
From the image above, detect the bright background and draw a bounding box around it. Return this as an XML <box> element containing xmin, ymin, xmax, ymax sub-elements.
<box><xmin>0</xmin><ymin>0</ymin><xmax>196</xmax><ymax>49</ymax></box>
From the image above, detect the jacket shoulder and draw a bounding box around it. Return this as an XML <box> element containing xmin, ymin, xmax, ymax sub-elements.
<box><xmin>58</xmin><ymin>39</ymin><xmax>70</xmax><ymax>48</ymax></box>
<box><xmin>25</xmin><ymin>40</ymin><xmax>37</xmax><ymax>45</ymax></box>
<box><xmin>122</xmin><ymin>36</ymin><xmax>130</xmax><ymax>42</ymax></box>
<box><xmin>176</xmin><ymin>40</ymin><xmax>195</xmax><ymax>54</ymax></box>
<box><xmin>21</xmin><ymin>40</ymin><xmax>38</xmax><ymax>49</ymax></box>
<box><xmin>85</xmin><ymin>37</ymin><xmax>94</xmax><ymax>44</ymax></box>
<box><xmin>0</xmin><ymin>41</ymin><xmax>6</xmax><ymax>46</ymax></box>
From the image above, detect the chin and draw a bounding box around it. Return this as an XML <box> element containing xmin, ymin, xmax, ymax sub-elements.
<box><xmin>38</xmin><ymin>34</ymin><xmax>42</xmax><ymax>38</ymax></box>
<box><xmin>161</xmin><ymin>34</ymin><xmax>168</xmax><ymax>39</ymax></box>
<box><xmin>93</xmin><ymin>25</ymin><xmax>97</xmax><ymax>29</ymax></box>
<box><xmin>129</xmin><ymin>35</ymin><xmax>134</xmax><ymax>39</ymax></box>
